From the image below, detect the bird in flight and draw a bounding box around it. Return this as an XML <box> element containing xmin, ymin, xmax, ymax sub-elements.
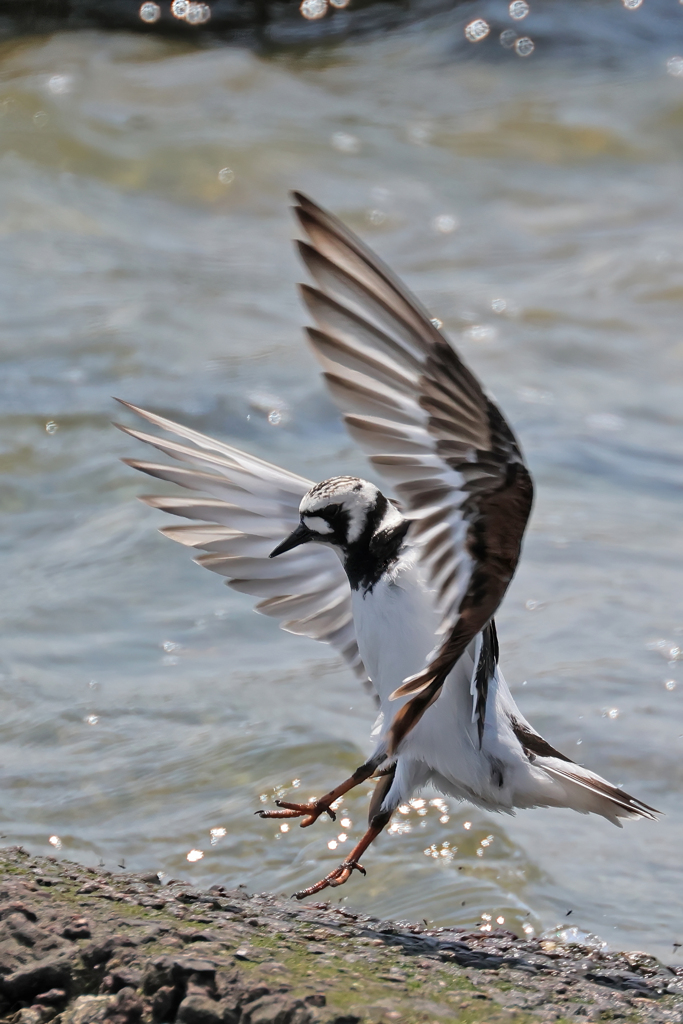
<box><xmin>117</xmin><ymin>192</ymin><xmax>656</xmax><ymax>899</ymax></box>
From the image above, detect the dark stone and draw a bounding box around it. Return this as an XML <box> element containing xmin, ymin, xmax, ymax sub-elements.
<box><xmin>143</xmin><ymin>957</ymin><xmax>176</xmax><ymax>995</ymax></box>
<box><xmin>4</xmin><ymin>913</ymin><xmax>48</xmax><ymax>948</ymax></box>
<box><xmin>104</xmin><ymin>987</ymin><xmax>144</xmax><ymax>1024</ymax></box>
<box><xmin>304</xmin><ymin>994</ymin><xmax>326</xmax><ymax>1007</ymax></box>
<box><xmin>82</xmin><ymin>936</ymin><xmax>138</xmax><ymax>968</ymax></box>
<box><xmin>140</xmin><ymin>874</ymin><xmax>161</xmax><ymax>885</ymax></box>
<box><xmin>177</xmin><ymin>994</ymin><xmax>224</xmax><ymax>1024</ymax></box>
<box><xmin>100</xmin><ymin>968</ymin><xmax>143</xmax><ymax>995</ymax></box>
<box><xmin>62</xmin><ymin>917</ymin><xmax>91</xmax><ymax>940</ymax></box>
<box><xmin>0</xmin><ymin>955</ymin><xmax>73</xmax><ymax>1001</ymax></box>
<box><xmin>217</xmin><ymin>998</ymin><xmax>241</xmax><ymax>1024</ymax></box>
<box><xmin>175</xmin><ymin>960</ymin><xmax>217</xmax><ymax>978</ymax></box>
<box><xmin>0</xmin><ymin>902</ymin><xmax>38</xmax><ymax>922</ymax></box>
<box><xmin>243</xmin><ymin>986</ymin><xmax>271</xmax><ymax>1003</ymax></box>
<box><xmin>585</xmin><ymin>972</ymin><xmax>659</xmax><ymax>998</ymax></box>
<box><xmin>241</xmin><ymin>995</ymin><xmax>308</xmax><ymax>1024</ymax></box>
<box><xmin>151</xmin><ymin>985</ymin><xmax>177</xmax><ymax>1022</ymax></box>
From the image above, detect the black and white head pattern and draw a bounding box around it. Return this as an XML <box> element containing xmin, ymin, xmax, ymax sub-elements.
<box><xmin>300</xmin><ymin>476</ymin><xmax>407</xmax><ymax>591</ymax></box>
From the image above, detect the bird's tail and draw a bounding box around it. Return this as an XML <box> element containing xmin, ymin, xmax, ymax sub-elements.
<box><xmin>534</xmin><ymin>757</ymin><xmax>658</xmax><ymax>827</ymax></box>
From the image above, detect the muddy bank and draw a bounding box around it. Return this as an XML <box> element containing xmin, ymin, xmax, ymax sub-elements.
<box><xmin>0</xmin><ymin>847</ymin><xmax>681</xmax><ymax>1024</ymax></box>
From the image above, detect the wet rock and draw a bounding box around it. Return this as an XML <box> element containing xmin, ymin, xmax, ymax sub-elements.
<box><xmin>585</xmin><ymin>972</ymin><xmax>660</xmax><ymax>998</ymax></box>
<box><xmin>0</xmin><ymin>848</ymin><xmax>679</xmax><ymax>1024</ymax></box>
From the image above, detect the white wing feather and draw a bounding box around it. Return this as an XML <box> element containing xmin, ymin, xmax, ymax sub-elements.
<box><xmin>116</xmin><ymin>401</ymin><xmax>370</xmax><ymax>686</ymax></box>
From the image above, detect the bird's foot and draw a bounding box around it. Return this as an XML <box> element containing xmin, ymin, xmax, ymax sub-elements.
<box><xmin>255</xmin><ymin>799</ymin><xmax>336</xmax><ymax>828</ymax></box>
<box><xmin>292</xmin><ymin>859</ymin><xmax>366</xmax><ymax>900</ymax></box>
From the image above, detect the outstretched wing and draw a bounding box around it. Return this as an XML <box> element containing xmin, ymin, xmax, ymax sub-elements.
<box><xmin>292</xmin><ymin>193</ymin><xmax>533</xmax><ymax>753</ymax></box>
<box><xmin>115</xmin><ymin>401</ymin><xmax>370</xmax><ymax>687</ymax></box>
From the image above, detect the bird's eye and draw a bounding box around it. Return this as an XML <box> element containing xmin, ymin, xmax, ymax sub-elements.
<box><xmin>325</xmin><ymin>504</ymin><xmax>341</xmax><ymax>520</ymax></box>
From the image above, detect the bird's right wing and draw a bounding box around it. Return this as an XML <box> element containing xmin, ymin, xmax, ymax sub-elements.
<box><xmin>115</xmin><ymin>401</ymin><xmax>370</xmax><ymax>687</ymax></box>
<box><xmin>292</xmin><ymin>193</ymin><xmax>534</xmax><ymax>754</ymax></box>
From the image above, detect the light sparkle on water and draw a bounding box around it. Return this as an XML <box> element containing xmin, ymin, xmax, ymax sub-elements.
<box><xmin>186</xmin><ymin>3</ymin><xmax>211</xmax><ymax>23</ymax></box>
<box><xmin>300</xmin><ymin>0</ymin><xmax>327</xmax><ymax>19</ymax></box>
<box><xmin>331</xmin><ymin>132</ymin><xmax>360</xmax><ymax>153</ymax></box>
<box><xmin>465</xmin><ymin>19</ymin><xmax>489</xmax><ymax>43</ymax></box>
<box><xmin>515</xmin><ymin>37</ymin><xmax>535</xmax><ymax>57</ymax></box>
<box><xmin>187</xmin><ymin>849</ymin><xmax>204</xmax><ymax>862</ymax></box>
<box><xmin>139</xmin><ymin>2</ymin><xmax>161</xmax><ymax>22</ymax></box>
<box><xmin>47</xmin><ymin>74</ymin><xmax>72</xmax><ymax>95</ymax></box>
<box><xmin>509</xmin><ymin>1</ymin><xmax>529</xmax><ymax>19</ymax></box>
<box><xmin>432</xmin><ymin>214</ymin><xmax>458</xmax><ymax>234</ymax></box>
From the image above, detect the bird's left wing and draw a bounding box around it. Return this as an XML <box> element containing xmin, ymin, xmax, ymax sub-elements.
<box><xmin>292</xmin><ymin>193</ymin><xmax>534</xmax><ymax>753</ymax></box>
<box><xmin>115</xmin><ymin>401</ymin><xmax>370</xmax><ymax>686</ymax></box>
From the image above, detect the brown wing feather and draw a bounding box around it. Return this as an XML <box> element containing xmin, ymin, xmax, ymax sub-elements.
<box><xmin>292</xmin><ymin>193</ymin><xmax>534</xmax><ymax>753</ymax></box>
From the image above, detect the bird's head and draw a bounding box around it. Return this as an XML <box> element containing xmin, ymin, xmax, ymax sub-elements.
<box><xmin>270</xmin><ymin>476</ymin><xmax>390</xmax><ymax>558</ymax></box>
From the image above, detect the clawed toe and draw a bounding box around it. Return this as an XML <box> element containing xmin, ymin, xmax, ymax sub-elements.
<box><xmin>292</xmin><ymin>860</ymin><xmax>366</xmax><ymax>900</ymax></box>
<box><xmin>255</xmin><ymin>798</ymin><xmax>336</xmax><ymax>826</ymax></box>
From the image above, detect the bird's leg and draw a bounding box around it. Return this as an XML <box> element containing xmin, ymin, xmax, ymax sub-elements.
<box><xmin>292</xmin><ymin>768</ymin><xmax>396</xmax><ymax>900</ymax></box>
<box><xmin>255</xmin><ymin>755</ymin><xmax>384</xmax><ymax>828</ymax></box>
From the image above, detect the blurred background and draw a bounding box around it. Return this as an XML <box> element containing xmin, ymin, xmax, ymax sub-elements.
<box><xmin>0</xmin><ymin>0</ymin><xmax>682</xmax><ymax>964</ymax></box>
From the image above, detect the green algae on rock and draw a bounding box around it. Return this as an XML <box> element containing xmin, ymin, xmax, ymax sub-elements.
<box><xmin>0</xmin><ymin>848</ymin><xmax>680</xmax><ymax>1024</ymax></box>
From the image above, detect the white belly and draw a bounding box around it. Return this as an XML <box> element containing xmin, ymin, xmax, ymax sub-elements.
<box><xmin>350</xmin><ymin>551</ymin><xmax>440</xmax><ymax>711</ymax></box>
<box><xmin>350</xmin><ymin>550</ymin><xmax>517</xmax><ymax>805</ymax></box>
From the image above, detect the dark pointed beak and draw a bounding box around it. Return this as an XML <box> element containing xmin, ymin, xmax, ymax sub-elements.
<box><xmin>269</xmin><ymin>522</ymin><xmax>313</xmax><ymax>558</ymax></box>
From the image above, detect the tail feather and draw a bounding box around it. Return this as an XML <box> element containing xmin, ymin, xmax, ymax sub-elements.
<box><xmin>538</xmin><ymin>759</ymin><xmax>658</xmax><ymax>825</ymax></box>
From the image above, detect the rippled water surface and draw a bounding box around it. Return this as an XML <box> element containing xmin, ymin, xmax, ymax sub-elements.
<box><xmin>1</xmin><ymin>0</ymin><xmax>683</xmax><ymax>963</ymax></box>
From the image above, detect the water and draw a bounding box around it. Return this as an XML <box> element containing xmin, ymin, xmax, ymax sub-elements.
<box><xmin>1</xmin><ymin>0</ymin><xmax>683</xmax><ymax>964</ymax></box>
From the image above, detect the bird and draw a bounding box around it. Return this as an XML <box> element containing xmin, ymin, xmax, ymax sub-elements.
<box><xmin>116</xmin><ymin>192</ymin><xmax>657</xmax><ymax>900</ymax></box>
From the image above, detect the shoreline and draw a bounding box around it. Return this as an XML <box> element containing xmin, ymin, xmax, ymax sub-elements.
<box><xmin>0</xmin><ymin>846</ymin><xmax>680</xmax><ymax>1024</ymax></box>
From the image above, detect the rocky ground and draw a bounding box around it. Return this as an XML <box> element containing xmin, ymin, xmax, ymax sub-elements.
<box><xmin>0</xmin><ymin>847</ymin><xmax>681</xmax><ymax>1024</ymax></box>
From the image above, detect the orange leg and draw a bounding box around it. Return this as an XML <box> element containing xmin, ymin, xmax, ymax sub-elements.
<box><xmin>292</xmin><ymin>768</ymin><xmax>396</xmax><ymax>900</ymax></box>
<box><xmin>255</xmin><ymin>758</ymin><xmax>382</xmax><ymax>828</ymax></box>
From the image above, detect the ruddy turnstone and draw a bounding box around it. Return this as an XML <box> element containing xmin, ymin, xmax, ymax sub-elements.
<box><xmin>117</xmin><ymin>193</ymin><xmax>656</xmax><ymax>899</ymax></box>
